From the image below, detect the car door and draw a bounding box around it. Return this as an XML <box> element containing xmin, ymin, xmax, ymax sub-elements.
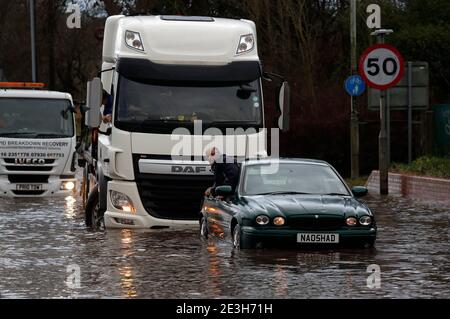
<box><xmin>203</xmin><ymin>196</ymin><xmax>223</xmax><ymax>239</ymax></box>
<box><xmin>216</xmin><ymin>198</ymin><xmax>239</xmax><ymax>242</ymax></box>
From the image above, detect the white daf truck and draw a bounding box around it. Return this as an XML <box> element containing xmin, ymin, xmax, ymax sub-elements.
<box><xmin>0</xmin><ymin>83</ymin><xmax>77</xmax><ymax>197</ymax></box>
<box><xmin>80</xmin><ymin>15</ymin><xmax>290</xmax><ymax>230</ymax></box>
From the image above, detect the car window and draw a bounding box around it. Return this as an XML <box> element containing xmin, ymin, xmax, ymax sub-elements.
<box><xmin>243</xmin><ymin>163</ymin><xmax>349</xmax><ymax>196</ymax></box>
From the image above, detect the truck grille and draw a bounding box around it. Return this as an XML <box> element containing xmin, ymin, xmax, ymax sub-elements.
<box><xmin>12</xmin><ymin>190</ymin><xmax>46</xmax><ymax>196</ymax></box>
<box><xmin>5</xmin><ymin>166</ymin><xmax>53</xmax><ymax>172</ymax></box>
<box><xmin>136</xmin><ymin>174</ymin><xmax>214</xmax><ymax>220</ymax></box>
<box><xmin>8</xmin><ymin>175</ymin><xmax>49</xmax><ymax>184</ymax></box>
<box><xmin>288</xmin><ymin>215</ymin><xmax>344</xmax><ymax>231</ymax></box>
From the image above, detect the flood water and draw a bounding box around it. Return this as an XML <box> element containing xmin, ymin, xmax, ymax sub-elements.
<box><xmin>0</xmin><ymin>191</ymin><xmax>448</xmax><ymax>299</ymax></box>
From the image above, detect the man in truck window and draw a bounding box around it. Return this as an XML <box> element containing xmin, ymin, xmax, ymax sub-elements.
<box><xmin>204</xmin><ymin>147</ymin><xmax>240</xmax><ymax>198</ymax></box>
<box><xmin>101</xmin><ymin>90</ymin><xmax>113</xmax><ymax>124</ymax></box>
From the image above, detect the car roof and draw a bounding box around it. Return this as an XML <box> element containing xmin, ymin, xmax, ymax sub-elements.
<box><xmin>243</xmin><ymin>158</ymin><xmax>331</xmax><ymax>167</ymax></box>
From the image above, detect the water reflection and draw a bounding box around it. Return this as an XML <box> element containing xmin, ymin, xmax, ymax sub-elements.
<box><xmin>119</xmin><ymin>229</ymin><xmax>137</xmax><ymax>298</ymax></box>
<box><xmin>206</xmin><ymin>240</ymin><xmax>223</xmax><ymax>297</ymax></box>
<box><xmin>64</xmin><ymin>196</ymin><xmax>77</xmax><ymax>219</ymax></box>
<box><xmin>0</xmin><ymin>193</ymin><xmax>448</xmax><ymax>298</ymax></box>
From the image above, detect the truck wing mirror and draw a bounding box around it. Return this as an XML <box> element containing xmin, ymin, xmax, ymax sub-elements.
<box><xmin>85</xmin><ymin>78</ymin><xmax>102</xmax><ymax>128</ymax></box>
<box><xmin>278</xmin><ymin>81</ymin><xmax>291</xmax><ymax>132</ymax></box>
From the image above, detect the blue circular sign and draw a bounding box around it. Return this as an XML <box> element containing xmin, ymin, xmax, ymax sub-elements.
<box><xmin>345</xmin><ymin>75</ymin><xmax>366</xmax><ymax>97</ymax></box>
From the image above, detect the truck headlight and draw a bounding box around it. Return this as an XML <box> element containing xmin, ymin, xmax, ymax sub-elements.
<box><xmin>110</xmin><ymin>190</ymin><xmax>136</xmax><ymax>213</ymax></box>
<box><xmin>61</xmin><ymin>181</ymin><xmax>75</xmax><ymax>191</ymax></box>
<box><xmin>237</xmin><ymin>34</ymin><xmax>255</xmax><ymax>54</ymax></box>
<box><xmin>125</xmin><ymin>30</ymin><xmax>144</xmax><ymax>52</ymax></box>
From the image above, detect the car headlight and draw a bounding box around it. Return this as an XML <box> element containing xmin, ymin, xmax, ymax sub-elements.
<box><xmin>273</xmin><ymin>217</ymin><xmax>285</xmax><ymax>226</ymax></box>
<box><xmin>110</xmin><ymin>190</ymin><xmax>136</xmax><ymax>213</ymax></box>
<box><xmin>125</xmin><ymin>30</ymin><xmax>145</xmax><ymax>51</ymax></box>
<box><xmin>237</xmin><ymin>34</ymin><xmax>255</xmax><ymax>54</ymax></box>
<box><xmin>346</xmin><ymin>217</ymin><xmax>358</xmax><ymax>226</ymax></box>
<box><xmin>256</xmin><ymin>215</ymin><xmax>270</xmax><ymax>226</ymax></box>
<box><xmin>360</xmin><ymin>216</ymin><xmax>373</xmax><ymax>226</ymax></box>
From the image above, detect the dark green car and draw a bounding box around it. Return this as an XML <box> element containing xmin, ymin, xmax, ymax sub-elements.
<box><xmin>200</xmin><ymin>159</ymin><xmax>376</xmax><ymax>249</ymax></box>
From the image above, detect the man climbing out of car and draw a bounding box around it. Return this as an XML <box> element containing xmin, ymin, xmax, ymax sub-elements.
<box><xmin>204</xmin><ymin>147</ymin><xmax>240</xmax><ymax>198</ymax></box>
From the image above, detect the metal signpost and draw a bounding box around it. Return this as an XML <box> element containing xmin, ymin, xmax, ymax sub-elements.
<box><xmin>368</xmin><ymin>62</ymin><xmax>429</xmax><ymax>164</ymax></box>
<box><xmin>360</xmin><ymin>32</ymin><xmax>405</xmax><ymax>195</ymax></box>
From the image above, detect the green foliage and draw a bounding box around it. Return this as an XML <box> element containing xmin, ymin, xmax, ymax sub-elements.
<box><xmin>391</xmin><ymin>156</ymin><xmax>450</xmax><ymax>178</ymax></box>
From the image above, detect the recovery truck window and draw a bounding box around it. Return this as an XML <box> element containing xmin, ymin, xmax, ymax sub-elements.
<box><xmin>115</xmin><ymin>76</ymin><xmax>263</xmax><ymax>134</ymax></box>
<box><xmin>0</xmin><ymin>98</ymin><xmax>74</xmax><ymax>138</ymax></box>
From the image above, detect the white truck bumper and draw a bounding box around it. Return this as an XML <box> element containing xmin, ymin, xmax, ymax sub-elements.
<box><xmin>104</xmin><ymin>180</ymin><xmax>198</xmax><ymax>229</ymax></box>
<box><xmin>0</xmin><ymin>176</ymin><xmax>77</xmax><ymax>197</ymax></box>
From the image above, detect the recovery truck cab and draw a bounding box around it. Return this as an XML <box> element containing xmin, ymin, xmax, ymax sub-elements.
<box><xmin>80</xmin><ymin>15</ymin><xmax>290</xmax><ymax>230</ymax></box>
<box><xmin>0</xmin><ymin>82</ymin><xmax>77</xmax><ymax>197</ymax></box>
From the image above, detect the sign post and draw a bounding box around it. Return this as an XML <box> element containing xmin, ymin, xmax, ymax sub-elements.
<box><xmin>360</xmin><ymin>31</ymin><xmax>404</xmax><ymax>195</ymax></box>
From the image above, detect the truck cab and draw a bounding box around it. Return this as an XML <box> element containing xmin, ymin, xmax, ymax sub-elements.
<box><xmin>81</xmin><ymin>15</ymin><xmax>290</xmax><ymax>230</ymax></box>
<box><xmin>0</xmin><ymin>83</ymin><xmax>77</xmax><ymax>197</ymax></box>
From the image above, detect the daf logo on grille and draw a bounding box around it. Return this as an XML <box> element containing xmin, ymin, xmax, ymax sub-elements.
<box><xmin>15</xmin><ymin>158</ymin><xmax>46</xmax><ymax>165</ymax></box>
<box><xmin>172</xmin><ymin>166</ymin><xmax>207</xmax><ymax>174</ymax></box>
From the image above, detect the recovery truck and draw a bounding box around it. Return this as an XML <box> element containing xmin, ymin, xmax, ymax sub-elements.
<box><xmin>79</xmin><ymin>15</ymin><xmax>290</xmax><ymax>230</ymax></box>
<box><xmin>0</xmin><ymin>82</ymin><xmax>77</xmax><ymax>197</ymax></box>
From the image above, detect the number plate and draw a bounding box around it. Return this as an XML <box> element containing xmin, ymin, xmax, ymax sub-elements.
<box><xmin>16</xmin><ymin>184</ymin><xmax>43</xmax><ymax>191</ymax></box>
<box><xmin>297</xmin><ymin>233</ymin><xmax>340</xmax><ymax>244</ymax></box>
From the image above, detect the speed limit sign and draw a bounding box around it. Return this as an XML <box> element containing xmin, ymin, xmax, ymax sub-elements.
<box><xmin>359</xmin><ymin>44</ymin><xmax>405</xmax><ymax>90</ymax></box>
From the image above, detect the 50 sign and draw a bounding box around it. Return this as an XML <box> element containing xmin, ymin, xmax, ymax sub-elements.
<box><xmin>359</xmin><ymin>44</ymin><xmax>405</xmax><ymax>90</ymax></box>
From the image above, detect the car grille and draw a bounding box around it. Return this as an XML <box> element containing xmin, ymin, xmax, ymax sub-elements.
<box><xmin>288</xmin><ymin>215</ymin><xmax>344</xmax><ymax>230</ymax></box>
<box><xmin>8</xmin><ymin>175</ymin><xmax>49</xmax><ymax>184</ymax></box>
<box><xmin>136</xmin><ymin>174</ymin><xmax>214</xmax><ymax>220</ymax></box>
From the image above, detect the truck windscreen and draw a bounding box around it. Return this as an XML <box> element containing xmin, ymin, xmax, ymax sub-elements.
<box><xmin>0</xmin><ymin>98</ymin><xmax>74</xmax><ymax>138</ymax></box>
<box><xmin>115</xmin><ymin>76</ymin><xmax>263</xmax><ymax>134</ymax></box>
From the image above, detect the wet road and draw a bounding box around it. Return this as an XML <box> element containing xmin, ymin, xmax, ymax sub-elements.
<box><xmin>0</xmin><ymin>192</ymin><xmax>449</xmax><ymax>299</ymax></box>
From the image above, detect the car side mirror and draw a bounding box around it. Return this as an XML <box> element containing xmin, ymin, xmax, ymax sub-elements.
<box><xmin>215</xmin><ymin>185</ymin><xmax>233</xmax><ymax>197</ymax></box>
<box><xmin>85</xmin><ymin>78</ymin><xmax>102</xmax><ymax>128</ymax></box>
<box><xmin>278</xmin><ymin>81</ymin><xmax>291</xmax><ymax>132</ymax></box>
<box><xmin>352</xmin><ymin>186</ymin><xmax>368</xmax><ymax>198</ymax></box>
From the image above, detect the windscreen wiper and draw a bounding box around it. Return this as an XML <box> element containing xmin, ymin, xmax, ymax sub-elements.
<box><xmin>35</xmin><ymin>133</ymin><xmax>71</xmax><ymax>138</ymax></box>
<box><xmin>322</xmin><ymin>193</ymin><xmax>350</xmax><ymax>196</ymax></box>
<box><xmin>0</xmin><ymin>132</ymin><xmax>38</xmax><ymax>137</ymax></box>
<box><xmin>256</xmin><ymin>191</ymin><xmax>313</xmax><ymax>196</ymax></box>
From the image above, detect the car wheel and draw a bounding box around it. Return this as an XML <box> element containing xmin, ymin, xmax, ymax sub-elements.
<box><xmin>232</xmin><ymin>224</ymin><xmax>241</xmax><ymax>249</ymax></box>
<box><xmin>200</xmin><ymin>216</ymin><xmax>208</xmax><ymax>239</ymax></box>
<box><xmin>85</xmin><ymin>188</ymin><xmax>105</xmax><ymax>231</ymax></box>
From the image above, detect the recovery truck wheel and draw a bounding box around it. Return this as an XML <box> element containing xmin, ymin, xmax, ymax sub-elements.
<box><xmin>85</xmin><ymin>186</ymin><xmax>105</xmax><ymax>231</ymax></box>
<box><xmin>81</xmin><ymin>164</ymin><xmax>90</xmax><ymax>209</ymax></box>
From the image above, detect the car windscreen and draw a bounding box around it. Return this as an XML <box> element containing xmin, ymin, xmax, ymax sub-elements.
<box><xmin>0</xmin><ymin>98</ymin><xmax>74</xmax><ymax>138</ymax></box>
<box><xmin>115</xmin><ymin>76</ymin><xmax>263</xmax><ymax>134</ymax></box>
<box><xmin>242</xmin><ymin>163</ymin><xmax>350</xmax><ymax>196</ymax></box>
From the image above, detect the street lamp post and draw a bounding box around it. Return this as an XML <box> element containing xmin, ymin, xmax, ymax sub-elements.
<box><xmin>28</xmin><ymin>0</ymin><xmax>37</xmax><ymax>82</ymax></box>
<box><xmin>371</xmin><ymin>29</ymin><xmax>394</xmax><ymax>195</ymax></box>
<box><xmin>350</xmin><ymin>0</ymin><xmax>360</xmax><ymax>179</ymax></box>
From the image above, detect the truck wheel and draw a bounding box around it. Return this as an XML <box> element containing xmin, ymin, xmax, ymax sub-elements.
<box><xmin>200</xmin><ymin>215</ymin><xmax>208</xmax><ymax>239</ymax></box>
<box><xmin>85</xmin><ymin>187</ymin><xmax>105</xmax><ymax>231</ymax></box>
<box><xmin>81</xmin><ymin>165</ymin><xmax>90</xmax><ymax>208</ymax></box>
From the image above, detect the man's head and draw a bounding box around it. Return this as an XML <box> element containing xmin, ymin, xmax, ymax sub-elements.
<box><xmin>102</xmin><ymin>90</ymin><xmax>109</xmax><ymax>106</ymax></box>
<box><xmin>205</xmin><ymin>147</ymin><xmax>220</xmax><ymax>165</ymax></box>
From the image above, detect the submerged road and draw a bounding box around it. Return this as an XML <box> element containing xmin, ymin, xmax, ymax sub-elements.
<box><xmin>0</xmin><ymin>191</ymin><xmax>448</xmax><ymax>299</ymax></box>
